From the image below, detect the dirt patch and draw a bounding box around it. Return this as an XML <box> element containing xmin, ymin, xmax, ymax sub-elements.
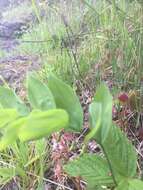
<box><xmin>0</xmin><ymin>0</ymin><xmax>41</xmax><ymax>92</ymax></box>
<box><xmin>0</xmin><ymin>55</ymin><xmax>40</xmax><ymax>92</ymax></box>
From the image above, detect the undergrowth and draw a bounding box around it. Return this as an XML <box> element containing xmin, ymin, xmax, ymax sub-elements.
<box><xmin>16</xmin><ymin>0</ymin><xmax>143</xmax><ymax>89</ymax></box>
<box><xmin>0</xmin><ymin>0</ymin><xmax>143</xmax><ymax>189</ymax></box>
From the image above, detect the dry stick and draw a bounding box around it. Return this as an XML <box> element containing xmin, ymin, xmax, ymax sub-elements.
<box><xmin>136</xmin><ymin>146</ymin><xmax>143</xmax><ymax>179</ymax></box>
<box><xmin>136</xmin><ymin>147</ymin><xmax>143</xmax><ymax>159</ymax></box>
<box><xmin>0</xmin><ymin>161</ymin><xmax>73</xmax><ymax>190</ymax></box>
<box><xmin>0</xmin><ymin>162</ymin><xmax>19</xmax><ymax>190</ymax></box>
<box><xmin>0</xmin><ymin>75</ymin><xmax>10</xmax><ymax>89</ymax></box>
<box><xmin>26</xmin><ymin>171</ymin><xmax>73</xmax><ymax>190</ymax></box>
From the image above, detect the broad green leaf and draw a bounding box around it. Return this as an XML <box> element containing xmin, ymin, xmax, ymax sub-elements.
<box><xmin>27</xmin><ymin>74</ymin><xmax>56</xmax><ymax>110</ymax></box>
<box><xmin>0</xmin><ymin>117</ymin><xmax>27</xmax><ymax>151</ymax></box>
<box><xmin>116</xmin><ymin>179</ymin><xmax>143</xmax><ymax>190</ymax></box>
<box><xmin>85</xmin><ymin>102</ymin><xmax>102</xmax><ymax>143</ymax></box>
<box><xmin>0</xmin><ymin>109</ymin><xmax>19</xmax><ymax>129</ymax></box>
<box><xmin>87</xmin><ymin>83</ymin><xmax>112</xmax><ymax>143</ymax></box>
<box><xmin>64</xmin><ymin>154</ymin><xmax>114</xmax><ymax>189</ymax></box>
<box><xmin>0</xmin><ymin>87</ymin><xmax>29</xmax><ymax>116</ymax></box>
<box><xmin>0</xmin><ymin>167</ymin><xmax>15</xmax><ymax>185</ymax></box>
<box><xmin>116</xmin><ymin>180</ymin><xmax>129</xmax><ymax>190</ymax></box>
<box><xmin>103</xmin><ymin>125</ymin><xmax>137</xmax><ymax>182</ymax></box>
<box><xmin>48</xmin><ymin>74</ymin><xmax>83</xmax><ymax>131</ymax></box>
<box><xmin>18</xmin><ymin>109</ymin><xmax>69</xmax><ymax>142</ymax></box>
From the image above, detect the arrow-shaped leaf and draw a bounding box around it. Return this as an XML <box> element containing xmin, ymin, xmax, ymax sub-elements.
<box><xmin>48</xmin><ymin>74</ymin><xmax>83</xmax><ymax>132</ymax></box>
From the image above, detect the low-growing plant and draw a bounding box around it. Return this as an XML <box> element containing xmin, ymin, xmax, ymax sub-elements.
<box><xmin>0</xmin><ymin>73</ymin><xmax>83</xmax><ymax>188</ymax></box>
<box><xmin>0</xmin><ymin>74</ymin><xmax>142</xmax><ymax>189</ymax></box>
<box><xmin>64</xmin><ymin>83</ymin><xmax>143</xmax><ymax>190</ymax></box>
<box><xmin>0</xmin><ymin>73</ymin><xmax>83</xmax><ymax>150</ymax></box>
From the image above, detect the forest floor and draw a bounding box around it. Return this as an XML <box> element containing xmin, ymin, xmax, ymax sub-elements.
<box><xmin>0</xmin><ymin>0</ymin><xmax>143</xmax><ymax>189</ymax></box>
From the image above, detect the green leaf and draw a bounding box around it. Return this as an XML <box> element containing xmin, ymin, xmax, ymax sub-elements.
<box><xmin>116</xmin><ymin>179</ymin><xmax>143</xmax><ymax>190</ymax></box>
<box><xmin>85</xmin><ymin>102</ymin><xmax>102</xmax><ymax>143</ymax></box>
<box><xmin>18</xmin><ymin>109</ymin><xmax>69</xmax><ymax>142</ymax></box>
<box><xmin>103</xmin><ymin>125</ymin><xmax>137</xmax><ymax>181</ymax></box>
<box><xmin>27</xmin><ymin>74</ymin><xmax>56</xmax><ymax>110</ymax></box>
<box><xmin>64</xmin><ymin>154</ymin><xmax>114</xmax><ymax>189</ymax></box>
<box><xmin>0</xmin><ymin>87</ymin><xmax>29</xmax><ymax>116</ymax></box>
<box><xmin>0</xmin><ymin>117</ymin><xmax>27</xmax><ymax>151</ymax></box>
<box><xmin>116</xmin><ymin>180</ymin><xmax>129</xmax><ymax>190</ymax></box>
<box><xmin>0</xmin><ymin>109</ymin><xmax>19</xmax><ymax>129</ymax></box>
<box><xmin>84</xmin><ymin>83</ymin><xmax>137</xmax><ymax>184</ymax></box>
<box><xmin>87</xmin><ymin>83</ymin><xmax>112</xmax><ymax>143</ymax></box>
<box><xmin>48</xmin><ymin>74</ymin><xmax>83</xmax><ymax>131</ymax></box>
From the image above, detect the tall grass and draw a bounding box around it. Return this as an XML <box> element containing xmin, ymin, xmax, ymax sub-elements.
<box><xmin>16</xmin><ymin>0</ymin><xmax>143</xmax><ymax>90</ymax></box>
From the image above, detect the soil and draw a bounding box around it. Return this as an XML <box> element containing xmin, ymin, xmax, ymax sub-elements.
<box><xmin>0</xmin><ymin>55</ymin><xmax>40</xmax><ymax>92</ymax></box>
<box><xmin>0</xmin><ymin>0</ymin><xmax>40</xmax><ymax>91</ymax></box>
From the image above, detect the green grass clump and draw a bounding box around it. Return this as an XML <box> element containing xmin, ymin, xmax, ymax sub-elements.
<box><xmin>16</xmin><ymin>1</ymin><xmax>143</xmax><ymax>90</ymax></box>
<box><xmin>0</xmin><ymin>140</ymin><xmax>48</xmax><ymax>189</ymax></box>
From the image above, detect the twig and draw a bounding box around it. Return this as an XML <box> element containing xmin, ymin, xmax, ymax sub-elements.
<box><xmin>27</xmin><ymin>171</ymin><xmax>73</xmax><ymax>190</ymax></box>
